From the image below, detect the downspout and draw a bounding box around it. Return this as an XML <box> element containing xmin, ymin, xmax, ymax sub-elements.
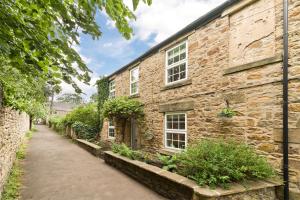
<box><xmin>282</xmin><ymin>0</ymin><xmax>289</xmax><ymax>199</ymax></box>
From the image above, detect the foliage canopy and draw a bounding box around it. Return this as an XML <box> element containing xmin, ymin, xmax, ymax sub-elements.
<box><xmin>0</xmin><ymin>0</ymin><xmax>151</xmax><ymax>111</ymax></box>
<box><xmin>102</xmin><ymin>96</ymin><xmax>144</xmax><ymax>120</ymax></box>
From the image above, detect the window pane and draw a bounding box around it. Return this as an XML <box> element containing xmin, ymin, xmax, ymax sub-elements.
<box><xmin>179</xmin><ymin>142</ymin><xmax>185</xmax><ymax>149</ymax></box>
<box><xmin>179</xmin><ymin>134</ymin><xmax>185</xmax><ymax>141</ymax></box>
<box><xmin>173</xmin><ymin>133</ymin><xmax>179</xmax><ymax>140</ymax></box>
<box><xmin>167</xmin><ymin>140</ymin><xmax>172</xmax><ymax>147</ymax></box>
<box><xmin>168</xmin><ymin>68</ymin><xmax>173</xmax><ymax>75</ymax></box>
<box><xmin>167</xmin><ymin>133</ymin><xmax>172</xmax><ymax>140</ymax></box>
<box><xmin>174</xmin><ymin>55</ymin><xmax>179</xmax><ymax>63</ymax></box>
<box><xmin>174</xmin><ymin>66</ymin><xmax>179</xmax><ymax>73</ymax></box>
<box><xmin>173</xmin><ymin>140</ymin><xmax>179</xmax><ymax>148</ymax></box>
<box><xmin>174</xmin><ymin>74</ymin><xmax>179</xmax><ymax>81</ymax></box>
<box><xmin>180</xmin><ymin>72</ymin><xmax>186</xmax><ymax>79</ymax></box>
<box><xmin>174</xmin><ymin>47</ymin><xmax>179</xmax><ymax>54</ymax></box>
<box><xmin>180</xmin><ymin>53</ymin><xmax>186</xmax><ymax>60</ymax></box>
<box><xmin>131</xmin><ymin>68</ymin><xmax>139</xmax><ymax>82</ymax></box>
<box><xmin>179</xmin><ymin>122</ymin><xmax>185</xmax><ymax>129</ymax></box>
<box><xmin>179</xmin><ymin>114</ymin><xmax>185</xmax><ymax>122</ymax></box>
<box><xmin>180</xmin><ymin>63</ymin><xmax>186</xmax><ymax>71</ymax></box>
<box><xmin>180</xmin><ymin>43</ymin><xmax>186</xmax><ymax>50</ymax></box>
<box><xmin>167</xmin><ymin>122</ymin><xmax>172</xmax><ymax>129</ymax></box>
<box><xmin>165</xmin><ymin>131</ymin><xmax>186</xmax><ymax>149</ymax></box>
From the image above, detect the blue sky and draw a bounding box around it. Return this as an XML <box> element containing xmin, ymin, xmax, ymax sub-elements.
<box><xmin>61</xmin><ymin>0</ymin><xmax>226</xmax><ymax>99</ymax></box>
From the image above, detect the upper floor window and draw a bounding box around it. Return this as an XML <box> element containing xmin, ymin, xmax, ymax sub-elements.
<box><xmin>165</xmin><ymin>113</ymin><xmax>187</xmax><ymax>150</ymax></box>
<box><xmin>109</xmin><ymin>80</ymin><xmax>115</xmax><ymax>98</ymax></box>
<box><xmin>166</xmin><ymin>41</ymin><xmax>188</xmax><ymax>84</ymax></box>
<box><xmin>130</xmin><ymin>67</ymin><xmax>139</xmax><ymax>95</ymax></box>
<box><xmin>108</xmin><ymin>119</ymin><xmax>115</xmax><ymax>138</ymax></box>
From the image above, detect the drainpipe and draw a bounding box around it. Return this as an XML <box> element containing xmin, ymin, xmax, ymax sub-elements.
<box><xmin>282</xmin><ymin>0</ymin><xmax>289</xmax><ymax>199</ymax></box>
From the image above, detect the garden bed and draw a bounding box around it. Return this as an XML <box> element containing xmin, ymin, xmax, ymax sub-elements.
<box><xmin>104</xmin><ymin>151</ymin><xmax>281</xmax><ymax>200</ymax></box>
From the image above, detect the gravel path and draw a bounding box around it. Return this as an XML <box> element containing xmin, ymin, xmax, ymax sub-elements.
<box><xmin>20</xmin><ymin>125</ymin><xmax>165</xmax><ymax>200</ymax></box>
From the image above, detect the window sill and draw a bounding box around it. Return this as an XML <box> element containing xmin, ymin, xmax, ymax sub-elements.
<box><xmin>161</xmin><ymin>79</ymin><xmax>192</xmax><ymax>91</ymax></box>
<box><xmin>128</xmin><ymin>93</ymin><xmax>140</xmax><ymax>99</ymax></box>
<box><xmin>159</xmin><ymin>148</ymin><xmax>181</xmax><ymax>156</ymax></box>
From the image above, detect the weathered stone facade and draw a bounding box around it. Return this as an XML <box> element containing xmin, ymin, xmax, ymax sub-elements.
<box><xmin>100</xmin><ymin>0</ymin><xmax>300</xmax><ymax>197</ymax></box>
<box><xmin>0</xmin><ymin>107</ymin><xmax>30</xmax><ymax>195</ymax></box>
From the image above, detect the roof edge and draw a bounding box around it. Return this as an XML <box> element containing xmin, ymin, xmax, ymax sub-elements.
<box><xmin>108</xmin><ymin>0</ymin><xmax>240</xmax><ymax>78</ymax></box>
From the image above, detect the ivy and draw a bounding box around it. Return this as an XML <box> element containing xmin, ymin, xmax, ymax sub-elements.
<box><xmin>102</xmin><ymin>96</ymin><xmax>144</xmax><ymax>141</ymax></box>
<box><xmin>96</xmin><ymin>77</ymin><xmax>109</xmax><ymax>132</ymax></box>
<box><xmin>102</xmin><ymin>96</ymin><xmax>144</xmax><ymax>120</ymax></box>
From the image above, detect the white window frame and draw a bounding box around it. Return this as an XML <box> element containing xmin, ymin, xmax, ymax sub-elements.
<box><xmin>108</xmin><ymin>119</ymin><xmax>115</xmax><ymax>139</ymax></box>
<box><xmin>165</xmin><ymin>41</ymin><xmax>188</xmax><ymax>85</ymax></box>
<box><xmin>164</xmin><ymin>112</ymin><xmax>187</xmax><ymax>150</ymax></box>
<box><xmin>109</xmin><ymin>80</ymin><xmax>115</xmax><ymax>99</ymax></box>
<box><xmin>130</xmin><ymin>67</ymin><xmax>139</xmax><ymax>95</ymax></box>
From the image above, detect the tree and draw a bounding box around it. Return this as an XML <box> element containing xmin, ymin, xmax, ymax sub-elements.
<box><xmin>0</xmin><ymin>0</ymin><xmax>152</xmax><ymax>112</ymax></box>
<box><xmin>57</xmin><ymin>93</ymin><xmax>84</xmax><ymax>104</ymax></box>
<box><xmin>89</xmin><ymin>93</ymin><xmax>99</xmax><ymax>103</ymax></box>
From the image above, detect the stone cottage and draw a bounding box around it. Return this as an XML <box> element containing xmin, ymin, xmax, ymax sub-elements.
<box><xmin>100</xmin><ymin>0</ymin><xmax>300</xmax><ymax>197</ymax></box>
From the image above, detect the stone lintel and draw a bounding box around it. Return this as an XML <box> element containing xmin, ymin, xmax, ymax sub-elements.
<box><xmin>224</xmin><ymin>54</ymin><xmax>282</xmax><ymax>75</ymax></box>
<box><xmin>273</xmin><ymin>128</ymin><xmax>300</xmax><ymax>144</ymax></box>
<box><xmin>159</xmin><ymin>101</ymin><xmax>194</xmax><ymax>113</ymax></box>
<box><xmin>161</xmin><ymin>79</ymin><xmax>192</xmax><ymax>91</ymax></box>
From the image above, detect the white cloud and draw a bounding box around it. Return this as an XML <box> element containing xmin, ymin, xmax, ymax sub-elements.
<box><xmin>58</xmin><ymin>73</ymin><xmax>99</xmax><ymax>101</ymax></box>
<box><xmin>103</xmin><ymin>42</ymin><xmax>113</xmax><ymax>47</ymax></box>
<box><xmin>81</xmin><ymin>55</ymin><xmax>92</xmax><ymax>64</ymax></box>
<box><xmin>126</xmin><ymin>0</ymin><xmax>226</xmax><ymax>45</ymax></box>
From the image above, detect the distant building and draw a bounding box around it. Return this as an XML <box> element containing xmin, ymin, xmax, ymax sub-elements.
<box><xmin>52</xmin><ymin>102</ymin><xmax>76</xmax><ymax>116</ymax></box>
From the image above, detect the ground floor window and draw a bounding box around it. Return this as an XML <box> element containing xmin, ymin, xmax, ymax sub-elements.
<box><xmin>108</xmin><ymin>119</ymin><xmax>115</xmax><ymax>138</ymax></box>
<box><xmin>165</xmin><ymin>113</ymin><xmax>187</xmax><ymax>149</ymax></box>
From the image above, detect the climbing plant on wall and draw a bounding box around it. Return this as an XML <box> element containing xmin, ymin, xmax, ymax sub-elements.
<box><xmin>102</xmin><ymin>96</ymin><xmax>144</xmax><ymax>141</ymax></box>
<box><xmin>96</xmin><ymin>77</ymin><xmax>109</xmax><ymax>133</ymax></box>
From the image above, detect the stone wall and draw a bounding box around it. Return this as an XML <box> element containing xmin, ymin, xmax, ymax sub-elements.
<box><xmin>105</xmin><ymin>151</ymin><xmax>280</xmax><ymax>200</ymax></box>
<box><xmin>0</xmin><ymin>107</ymin><xmax>30</xmax><ymax>195</ymax></box>
<box><xmin>100</xmin><ymin>0</ymin><xmax>300</xmax><ymax>196</ymax></box>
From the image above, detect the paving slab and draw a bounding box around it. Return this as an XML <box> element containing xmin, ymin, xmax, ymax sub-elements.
<box><xmin>20</xmin><ymin>125</ymin><xmax>165</xmax><ymax>200</ymax></box>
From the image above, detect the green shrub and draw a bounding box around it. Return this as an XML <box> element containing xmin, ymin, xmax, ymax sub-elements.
<box><xmin>64</xmin><ymin>103</ymin><xmax>98</xmax><ymax>128</ymax></box>
<box><xmin>176</xmin><ymin>139</ymin><xmax>276</xmax><ymax>188</ymax></box>
<box><xmin>71</xmin><ymin>121</ymin><xmax>98</xmax><ymax>140</ymax></box>
<box><xmin>48</xmin><ymin>115</ymin><xmax>65</xmax><ymax>133</ymax></box>
<box><xmin>111</xmin><ymin>143</ymin><xmax>143</xmax><ymax>160</ymax></box>
<box><xmin>157</xmin><ymin>154</ymin><xmax>178</xmax><ymax>172</ymax></box>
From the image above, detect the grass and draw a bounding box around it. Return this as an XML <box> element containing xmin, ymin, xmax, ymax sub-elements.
<box><xmin>1</xmin><ymin>129</ymin><xmax>36</xmax><ymax>200</ymax></box>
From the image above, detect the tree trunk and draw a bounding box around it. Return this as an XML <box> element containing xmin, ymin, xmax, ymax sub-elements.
<box><xmin>29</xmin><ymin>115</ymin><xmax>33</xmax><ymax>130</ymax></box>
<box><xmin>50</xmin><ymin>92</ymin><xmax>54</xmax><ymax>114</ymax></box>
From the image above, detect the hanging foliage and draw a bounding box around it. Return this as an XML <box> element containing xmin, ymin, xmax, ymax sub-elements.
<box><xmin>96</xmin><ymin>77</ymin><xmax>110</xmax><ymax>132</ymax></box>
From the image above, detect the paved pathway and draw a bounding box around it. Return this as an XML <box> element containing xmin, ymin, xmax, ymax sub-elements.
<box><xmin>20</xmin><ymin>125</ymin><xmax>165</xmax><ymax>200</ymax></box>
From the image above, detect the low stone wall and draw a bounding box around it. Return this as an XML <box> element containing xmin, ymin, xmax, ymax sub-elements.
<box><xmin>104</xmin><ymin>151</ymin><xmax>281</xmax><ymax>200</ymax></box>
<box><xmin>0</xmin><ymin>107</ymin><xmax>30</xmax><ymax>195</ymax></box>
<box><xmin>76</xmin><ymin>139</ymin><xmax>103</xmax><ymax>157</ymax></box>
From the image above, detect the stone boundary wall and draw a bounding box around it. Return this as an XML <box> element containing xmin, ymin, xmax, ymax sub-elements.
<box><xmin>104</xmin><ymin>151</ymin><xmax>281</xmax><ymax>200</ymax></box>
<box><xmin>0</xmin><ymin>107</ymin><xmax>30</xmax><ymax>196</ymax></box>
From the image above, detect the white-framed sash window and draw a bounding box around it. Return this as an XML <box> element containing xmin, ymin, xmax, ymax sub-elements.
<box><xmin>165</xmin><ymin>41</ymin><xmax>188</xmax><ymax>84</ymax></box>
<box><xmin>165</xmin><ymin>113</ymin><xmax>187</xmax><ymax>150</ymax></box>
<box><xmin>130</xmin><ymin>67</ymin><xmax>139</xmax><ymax>95</ymax></box>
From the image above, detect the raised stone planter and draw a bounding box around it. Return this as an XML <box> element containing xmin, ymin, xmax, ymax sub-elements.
<box><xmin>76</xmin><ymin>139</ymin><xmax>102</xmax><ymax>157</ymax></box>
<box><xmin>104</xmin><ymin>151</ymin><xmax>282</xmax><ymax>200</ymax></box>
